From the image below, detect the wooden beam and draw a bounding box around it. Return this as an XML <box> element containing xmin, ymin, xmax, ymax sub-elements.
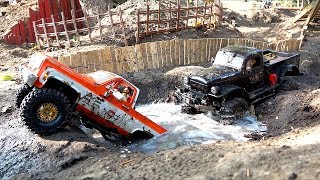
<box><xmin>290</xmin><ymin>0</ymin><xmax>317</xmax><ymax>24</ymax></box>
<box><xmin>304</xmin><ymin>0</ymin><xmax>320</xmax><ymax>26</ymax></box>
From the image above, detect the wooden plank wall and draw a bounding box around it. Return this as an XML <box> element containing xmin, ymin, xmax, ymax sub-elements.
<box><xmin>58</xmin><ymin>38</ymin><xmax>301</xmax><ymax>74</ymax></box>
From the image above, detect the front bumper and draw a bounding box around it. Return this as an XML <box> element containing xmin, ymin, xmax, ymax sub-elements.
<box><xmin>20</xmin><ymin>65</ymin><xmax>38</xmax><ymax>86</ymax></box>
<box><xmin>176</xmin><ymin>88</ymin><xmax>219</xmax><ymax>112</ymax></box>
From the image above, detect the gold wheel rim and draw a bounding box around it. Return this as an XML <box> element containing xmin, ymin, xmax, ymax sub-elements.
<box><xmin>37</xmin><ymin>103</ymin><xmax>59</xmax><ymax>123</ymax></box>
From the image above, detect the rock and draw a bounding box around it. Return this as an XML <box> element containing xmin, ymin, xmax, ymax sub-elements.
<box><xmin>1</xmin><ymin>105</ymin><xmax>12</xmax><ymax>114</ymax></box>
<box><xmin>288</xmin><ymin>172</ymin><xmax>297</xmax><ymax>180</ymax></box>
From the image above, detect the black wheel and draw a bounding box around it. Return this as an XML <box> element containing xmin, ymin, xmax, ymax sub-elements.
<box><xmin>20</xmin><ymin>88</ymin><xmax>71</xmax><ymax>135</ymax></box>
<box><xmin>100</xmin><ymin>131</ymin><xmax>127</xmax><ymax>145</ymax></box>
<box><xmin>220</xmin><ymin>97</ymin><xmax>249</xmax><ymax>124</ymax></box>
<box><xmin>15</xmin><ymin>84</ymin><xmax>32</xmax><ymax>108</ymax></box>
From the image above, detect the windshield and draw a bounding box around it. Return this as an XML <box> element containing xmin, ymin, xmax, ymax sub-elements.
<box><xmin>86</xmin><ymin>71</ymin><xmax>117</xmax><ymax>84</ymax></box>
<box><xmin>213</xmin><ymin>51</ymin><xmax>244</xmax><ymax>70</ymax></box>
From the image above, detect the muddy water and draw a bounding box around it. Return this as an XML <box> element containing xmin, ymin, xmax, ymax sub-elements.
<box><xmin>123</xmin><ymin>103</ymin><xmax>267</xmax><ymax>154</ymax></box>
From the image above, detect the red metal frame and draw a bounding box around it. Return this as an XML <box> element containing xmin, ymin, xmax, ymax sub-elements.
<box><xmin>4</xmin><ymin>0</ymin><xmax>83</xmax><ymax>45</ymax></box>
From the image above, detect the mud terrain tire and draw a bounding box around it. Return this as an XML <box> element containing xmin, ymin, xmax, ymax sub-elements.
<box><xmin>20</xmin><ymin>88</ymin><xmax>71</xmax><ymax>135</ymax></box>
<box><xmin>15</xmin><ymin>84</ymin><xmax>32</xmax><ymax>108</ymax></box>
<box><xmin>220</xmin><ymin>97</ymin><xmax>249</xmax><ymax>125</ymax></box>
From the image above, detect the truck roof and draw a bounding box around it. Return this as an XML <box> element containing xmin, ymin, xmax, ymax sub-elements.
<box><xmin>220</xmin><ymin>45</ymin><xmax>260</xmax><ymax>57</ymax></box>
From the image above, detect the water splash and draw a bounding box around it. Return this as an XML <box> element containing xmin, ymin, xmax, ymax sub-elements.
<box><xmin>126</xmin><ymin>103</ymin><xmax>267</xmax><ymax>154</ymax></box>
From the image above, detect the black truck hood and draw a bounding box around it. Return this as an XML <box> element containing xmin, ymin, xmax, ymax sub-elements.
<box><xmin>190</xmin><ymin>65</ymin><xmax>239</xmax><ymax>84</ymax></box>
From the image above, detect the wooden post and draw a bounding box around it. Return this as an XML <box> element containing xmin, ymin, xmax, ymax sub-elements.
<box><xmin>195</xmin><ymin>0</ymin><xmax>199</xmax><ymax>27</ymax></box>
<box><xmin>61</xmin><ymin>12</ymin><xmax>71</xmax><ymax>47</ymax></box>
<box><xmin>33</xmin><ymin>21</ymin><xmax>41</xmax><ymax>48</ymax></box>
<box><xmin>97</xmin><ymin>10</ymin><xmax>103</xmax><ymax>40</ymax></box>
<box><xmin>70</xmin><ymin>0</ymin><xmax>80</xmax><ymax>45</ymax></box>
<box><xmin>168</xmin><ymin>1</ymin><xmax>171</xmax><ymax>30</ymax></box>
<box><xmin>209</xmin><ymin>2</ymin><xmax>213</xmax><ymax>28</ymax></box>
<box><xmin>71</xmin><ymin>9</ymin><xmax>81</xmax><ymax>45</ymax></box>
<box><xmin>41</xmin><ymin>18</ymin><xmax>50</xmax><ymax>47</ymax></box>
<box><xmin>108</xmin><ymin>5</ymin><xmax>116</xmax><ymax>38</ymax></box>
<box><xmin>119</xmin><ymin>9</ymin><xmax>128</xmax><ymax>46</ymax></box>
<box><xmin>204</xmin><ymin>2</ymin><xmax>207</xmax><ymax>26</ymax></box>
<box><xmin>176</xmin><ymin>0</ymin><xmax>180</xmax><ymax>30</ymax></box>
<box><xmin>146</xmin><ymin>1</ymin><xmax>150</xmax><ymax>36</ymax></box>
<box><xmin>186</xmin><ymin>0</ymin><xmax>190</xmax><ymax>28</ymax></box>
<box><xmin>83</xmin><ymin>11</ymin><xmax>93</xmax><ymax>42</ymax></box>
<box><xmin>136</xmin><ymin>9</ymin><xmax>140</xmax><ymax>44</ymax></box>
<box><xmin>213</xmin><ymin>0</ymin><xmax>216</xmax><ymax>28</ymax></box>
<box><xmin>157</xmin><ymin>0</ymin><xmax>161</xmax><ymax>32</ymax></box>
<box><xmin>51</xmin><ymin>15</ymin><xmax>60</xmax><ymax>46</ymax></box>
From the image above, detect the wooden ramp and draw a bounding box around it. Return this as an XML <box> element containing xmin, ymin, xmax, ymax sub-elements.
<box><xmin>291</xmin><ymin>0</ymin><xmax>320</xmax><ymax>25</ymax></box>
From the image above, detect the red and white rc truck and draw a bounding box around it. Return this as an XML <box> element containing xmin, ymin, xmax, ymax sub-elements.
<box><xmin>16</xmin><ymin>53</ymin><xmax>167</xmax><ymax>140</ymax></box>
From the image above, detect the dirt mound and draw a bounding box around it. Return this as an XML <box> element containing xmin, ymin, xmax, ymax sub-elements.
<box><xmin>0</xmin><ymin>0</ymin><xmax>37</xmax><ymax>37</ymax></box>
<box><xmin>256</xmin><ymin>75</ymin><xmax>320</xmax><ymax>136</ymax></box>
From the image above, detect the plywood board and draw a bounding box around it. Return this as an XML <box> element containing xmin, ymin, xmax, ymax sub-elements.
<box><xmin>164</xmin><ymin>40</ymin><xmax>171</xmax><ymax>67</ymax></box>
<box><xmin>149</xmin><ymin>42</ymin><xmax>159</xmax><ymax>69</ymax></box>
<box><xmin>110</xmin><ymin>46</ymin><xmax>118</xmax><ymax>73</ymax></box>
<box><xmin>293</xmin><ymin>39</ymin><xmax>300</xmax><ymax>51</ymax></box>
<box><xmin>199</xmin><ymin>39</ymin><xmax>206</xmax><ymax>63</ymax></box>
<box><xmin>126</xmin><ymin>46</ymin><xmax>138</xmax><ymax>72</ymax></box>
<box><xmin>119</xmin><ymin>46</ymin><xmax>135</xmax><ymax>73</ymax></box>
<box><xmin>169</xmin><ymin>40</ymin><xmax>174</xmax><ymax>67</ymax></box>
<box><xmin>190</xmin><ymin>39</ymin><xmax>196</xmax><ymax>64</ymax></box>
<box><xmin>90</xmin><ymin>50</ymin><xmax>100</xmax><ymax>71</ymax></box>
<box><xmin>209</xmin><ymin>38</ymin><xmax>217</xmax><ymax>60</ymax></box>
<box><xmin>159</xmin><ymin>41</ymin><xmax>167</xmax><ymax>67</ymax></box>
<box><xmin>217</xmin><ymin>38</ymin><xmax>223</xmax><ymax>49</ymax></box>
<box><xmin>184</xmin><ymin>39</ymin><xmax>190</xmax><ymax>65</ymax></box>
<box><xmin>199</xmin><ymin>39</ymin><xmax>205</xmax><ymax>63</ymax></box>
<box><xmin>178</xmin><ymin>39</ymin><xmax>184</xmax><ymax>66</ymax></box>
<box><xmin>81</xmin><ymin>51</ymin><xmax>95</xmax><ymax>73</ymax></box>
<box><xmin>156</xmin><ymin>41</ymin><xmax>162</xmax><ymax>68</ymax></box>
<box><xmin>101</xmin><ymin>47</ymin><xmax>113</xmax><ymax>72</ymax></box>
<box><xmin>207</xmin><ymin>39</ymin><xmax>212</xmax><ymax>63</ymax></box>
<box><xmin>115</xmin><ymin>47</ymin><xmax>126</xmax><ymax>74</ymax></box>
<box><xmin>174</xmin><ymin>39</ymin><xmax>180</xmax><ymax>66</ymax></box>
<box><xmin>228</xmin><ymin>38</ymin><xmax>237</xmax><ymax>46</ymax></box>
<box><xmin>135</xmin><ymin>44</ymin><xmax>147</xmax><ymax>71</ymax></box>
<box><xmin>205</xmin><ymin>38</ymin><xmax>209</xmax><ymax>63</ymax></box>
<box><xmin>220</xmin><ymin>38</ymin><xmax>228</xmax><ymax>49</ymax></box>
<box><xmin>58</xmin><ymin>55</ymin><xmax>71</xmax><ymax>66</ymax></box>
<box><xmin>145</xmin><ymin>42</ymin><xmax>152</xmax><ymax>69</ymax></box>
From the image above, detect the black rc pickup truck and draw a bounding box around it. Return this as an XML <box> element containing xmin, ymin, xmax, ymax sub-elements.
<box><xmin>176</xmin><ymin>45</ymin><xmax>300</xmax><ymax>122</ymax></box>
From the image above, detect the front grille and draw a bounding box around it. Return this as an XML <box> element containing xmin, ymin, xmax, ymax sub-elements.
<box><xmin>190</xmin><ymin>80</ymin><xmax>209</xmax><ymax>94</ymax></box>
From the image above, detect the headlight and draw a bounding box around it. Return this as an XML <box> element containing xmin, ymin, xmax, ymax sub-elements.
<box><xmin>211</xmin><ymin>86</ymin><xmax>220</xmax><ymax>94</ymax></box>
<box><xmin>28</xmin><ymin>54</ymin><xmax>46</xmax><ymax>71</ymax></box>
<box><xmin>184</xmin><ymin>76</ymin><xmax>190</xmax><ymax>85</ymax></box>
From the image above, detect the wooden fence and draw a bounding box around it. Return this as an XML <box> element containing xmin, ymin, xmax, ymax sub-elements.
<box><xmin>3</xmin><ymin>0</ymin><xmax>83</xmax><ymax>45</ymax></box>
<box><xmin>4</xmin><ymin>0</ymin><xmax>223</xmax><ymax>48</ymax></box>
<box><xmin>136</xmin><ymin>0</ymin><xmax>223</xmax><ymax>43</ymax></box>
<box><xmin>33</xmin><ymin>6</ymin><xmax>127</xmax><ymax>48</ymax></box>
<box><xmin>275</xmin><ymin>0</ymin><xmax>306</xmax><ymax>10</ymax></box>
<box><xmin>58</xmin><ymin>38</ymin><xmax>301</xmax><ymax>74</ymax></box>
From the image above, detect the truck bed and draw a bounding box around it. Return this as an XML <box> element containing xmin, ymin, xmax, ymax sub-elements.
<box><xmin>263</xmin><ymin>50</ymin><xmax>300</xmax><ymax>67</ymax></box>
